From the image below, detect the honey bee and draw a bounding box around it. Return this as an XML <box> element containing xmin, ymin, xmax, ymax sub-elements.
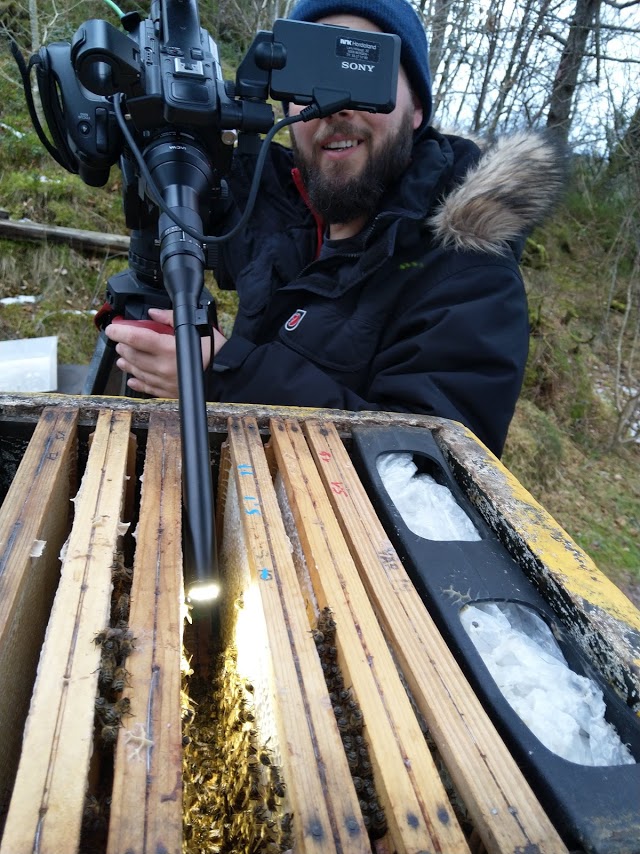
<box><xmin>232</xmin><ymin>788</ymin><xmax>248</xmax><ymax>811</ymax></box>
<box><xmin>363</xmin><ymin>782</ymin><xmax>377</xmax><ymax>801</ymax></box>
<box><xmin>269</xmin><ymin>763</ymin><xmax>282</xmax><ymax>781</ymax></box>
<box><xmin>273</xmin><ymin>779</ymin><xmax>286</xmax><ymax>799</ymax></box>
<box><xmin>318</xmin><ymin>607</ymin><xmax>336</xmax><ymax>638</ymax></box>
<box><xmin>115</xmin><ymin>697</ymin><xmax>132</xmax><ymax>717</ymax></box>
<box><xmin>101</xmin><ymin>723</ymin><xmax>119</xmax><ymax>744</ymax></box>
<box><xmin>371</xmin><ymin>808</ymin><xmax>388</xmax><ymax>837</ymax></box>
<box><xmin>352</xmin><ymin>776</ymin><xmax>364</xmax><ymax>793</ymax></box>
<box><xmin>329</xmin><ymin>671</ymin><xmax>344</xmax><ymax>691</ymax></box>
<box><xmin>98</xmin><ymin>702</ymin><xmax>119</xmax><ymax>725</ymax></box>
<box><xmin>98</xmin><ymin>697</ymin><xmax>131</xmax><ymax>725</ymax></box>
<box><xmin>93</xmin><ymin>627</ymin><xmax>136</xmax><ymax>661</ymax></box>
<box><xmin>83</xmin><ymin>794</ymin><xmax>100</xmax><ymax>819</ymax></box>
<box><xmin>346</xmin><ymin>750</ymin><xmax>359</xmax><ymax>772</ymax></box>
<box><xmin>248</xmin><ymin>781</ymin><xmax>262</xmax><ymax>801</ymax></box>
<box><xmin>95</xmin><ymin>696</ymin><xmax>109</xmax><ymax>714</ymax></box>
<box><xmin>265</xmin><ymin>791</ymin><xmax>278</xmax><ymax>812</ymax></box>
<box><xmin>115</xmin><ymin>593</ymin><xmax>130</xmax><ymax>622</ymax></box>
<box><xmin>82</xmin><ymin>794</ymin><xmax>107</xmax><ymax>833</ymax></box>
<box><xmin>247</xmin><ymin>765</ymin><xmax>262</xmax><ymax>784</ymax></box>
<box><xmin>252</xmin><ymin>805</ymin><xmax>268</xmax><ymax>824</ymax></box>
<box><xmin>359</xmin><ymin>757</ymin><xmax>372</xmax><ymax>775</ymax></box>
<box><xmin>98</xmin><ymin>652</ymin><xmax>116</xmax><ymax>687</ymax></box>
<box><xmin>117</xmin><ymin>632</ymin><xmax>136</xmax><ymax>660</ymax></box>
<box><xmin>350</xmin><ymin>709</ymin><xmax>364</xmax><ymax>730</ymax></box>
<box><xmin>111</xmin><ymin>551</ymin><xmax>133</xmax><ymax>583</ymax></box>
<box><xmin>111</xmin><ymin>665</ymin><xmax>129</xmax><ymax>693</ymax></box>
<box><xmin>93</xmin><ymin>629</ymin><xmax>111</xmax><ymax>648</ymax></box>
<box><xmin>336</xmin><ymin>716</ymin><xmax>350</xmax><ymax>733</ymax></box>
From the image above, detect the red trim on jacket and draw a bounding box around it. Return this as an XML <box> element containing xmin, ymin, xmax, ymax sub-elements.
<box><xmin>291</xmin><ymin>167</ymin><xmax>324</xmax><ymax>259</ymax></box>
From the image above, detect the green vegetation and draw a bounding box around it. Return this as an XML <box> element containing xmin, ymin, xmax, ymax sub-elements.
<box><xmin>502</xmin><ymin>166</ymin><xmax>640</xmax><ymax>604</ymax></box>
<box><xmin>0</xmin><ymin>31</ymin><xmax>638</xmax><ymax>607</ymax></box>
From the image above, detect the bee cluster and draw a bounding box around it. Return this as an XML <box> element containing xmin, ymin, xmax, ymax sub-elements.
<box><xmin>313</xmin><ymin>607</ymin><xmax>388</xmax><ymax>841</ymax></box>
<box><xmin>80</xmin><ymin>550</ymin><xmax>135</xmax><ymax>851</ymax></box>
<box><xmin>182</xmin><ymin>643</ymin><xmax>293</xmax><ymax>854</ymax></box>
<box><xmin>93</xmin><ymin>550</ymin><xmax>135</xmax><ymax>744</ymax></box>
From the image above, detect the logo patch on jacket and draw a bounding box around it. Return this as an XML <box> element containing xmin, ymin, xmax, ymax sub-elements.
<box><xmin>284</xmin><ymin>309</ymin><xmax>307</xmax><ymax>332</ymax></box>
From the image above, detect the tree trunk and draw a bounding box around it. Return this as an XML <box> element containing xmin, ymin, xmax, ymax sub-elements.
<box><xmin>427</xmin><ymin>0</ymin><xmax>451</xmax><ymax>83</ymax></box>
<box><xmin>472</xmin><ymin>0</ymin><xmax>509</xmax><ymax>132</ymax></box>
<box><xmin>546</xmin><ymin>0</ymin><xmax>601</xmax><ymax>144</ymax></box>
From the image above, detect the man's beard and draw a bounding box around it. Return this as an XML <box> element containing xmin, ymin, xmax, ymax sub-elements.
<box><xmin>292</xmin><ymin>111</ymin><xmax>415</xmax><ymax>226</ymax></box>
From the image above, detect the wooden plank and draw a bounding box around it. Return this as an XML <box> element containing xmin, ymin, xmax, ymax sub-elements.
<box><xmin>304</xmin><ymin>420</ymin><xmax>569</xmax><ymax>854</ymax></box>
<box><xmin>107</xmin><ymin>412</ymin><xmax>184</xmax><ymax>854</ymax></box>
<box><xmin>269</xmin><ymin>418</ymin><xmax>470</xmax><ymax>854</ymax></box>
<box><xmin>0</xmin><ymin>409</ymin><xmax>133</xmax><ymax>854</ymax></box>
<box><xmin>0</xmin><ymin>407</ymin><xmax>78</xmax><ymax>822</ymax></box>
<box><xmin>0</xmin><ymin>218</ymin><xmax>130</xmax><ymax>253</ymax></box>
<box><xmin>225</xmin><ymin>416</ymin><xmax>370</xmax><ymax>854</ymax></box>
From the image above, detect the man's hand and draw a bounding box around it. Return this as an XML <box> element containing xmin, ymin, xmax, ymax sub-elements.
<box><xmin>104</xmin><ymin>307</ymin><xmax>227</xmax><ymax>398</ymax></box>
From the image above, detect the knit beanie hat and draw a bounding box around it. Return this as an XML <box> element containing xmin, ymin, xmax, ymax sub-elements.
<box><xmin>288</xmin><ymin>0</ymin><xmax>432</xmax><ymax>126</ymax></box>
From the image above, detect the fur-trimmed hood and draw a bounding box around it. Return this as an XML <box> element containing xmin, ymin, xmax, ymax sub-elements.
<box><xmin>426</xmin><ymin>130</ymin><xmax>567</xmax><ymax>255</ymax></box>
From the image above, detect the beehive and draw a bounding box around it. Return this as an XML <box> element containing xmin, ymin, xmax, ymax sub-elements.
<box><xmin>0</xmin><ymin>394</ymin><xmax>638</xmax><ymax>854</ymax></box>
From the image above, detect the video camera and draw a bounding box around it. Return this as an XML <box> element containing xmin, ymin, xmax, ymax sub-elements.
<box><xmin>15</xmin><ymin>0</ymin><xmax>401</xmax><ymax>333</ymax></box>
<box><xmin>12</xmin><ymin>0</ymin><xmax>400</xmax><ymax>601</ymax></box>
<box><xmin>19</xmin><ymin>0</ymin><xmax>400</xmax><ymax>187</ymax></box>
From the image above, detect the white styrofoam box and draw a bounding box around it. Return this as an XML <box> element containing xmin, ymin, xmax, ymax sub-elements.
<box><xmin>0</xmin><ymin>336</ymin><xmax>58</xmax><ymax>392</ymax></box>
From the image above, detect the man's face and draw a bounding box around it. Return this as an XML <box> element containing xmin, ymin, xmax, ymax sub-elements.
<box><xmin>289</xmin><ymin>15</ymin><xmax>423</xmax><ymax>230</ymax></box>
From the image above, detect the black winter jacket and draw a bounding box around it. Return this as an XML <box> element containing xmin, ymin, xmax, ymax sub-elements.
<box><xmin>209</xmin><ymin>126</ymin><xmax>564</xmax><ymax>457</ymax></box>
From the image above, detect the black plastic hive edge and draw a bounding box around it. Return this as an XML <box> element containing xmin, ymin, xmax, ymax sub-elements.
<box><xmin>350</xmin><ymin>425</ymin><xmax>640</xmax><ymax>854</ymax></box>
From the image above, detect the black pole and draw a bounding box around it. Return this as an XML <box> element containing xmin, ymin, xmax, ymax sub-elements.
<box><xmin>163</xmin><ymin>248</ymin><xmax>218</xmax><ymax>597</ymax></box>
<box><xmin>150</xmin><ymin>137</ymin><xmax>219</xmax><ymax>600</ymax></box>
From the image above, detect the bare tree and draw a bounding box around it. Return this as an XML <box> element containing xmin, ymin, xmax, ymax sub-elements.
<box><xmin>423</xmin><ymin>0</ymin><xmax>639</xmax><ymax>154</ymax></box>
<box><xmin>214</xmin><ymin>0</ymin><xmax>295</xmax><ymax>48</ymax></box>
<box><xmin>470</xmin><ymin>0</ymin><xmax>509</xmax><ymax>131</ymax></box>
<box><xmin>426</xmin><ymin>0</ymin><xmax>453</xmax><ymax>81</ymax></box>
<box><xmin>486</xmin><ymin>0</ymin><xmax>555</xmax><ymax>134</ymax></box>
<box><xmin>546</xmin><ymin>0</ymin><xmax>602</xmax><ymax>143</ymax></box>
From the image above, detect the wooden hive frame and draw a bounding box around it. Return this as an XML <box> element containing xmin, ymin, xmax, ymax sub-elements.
<box><xmin>1</xmin><ymin>394</ymin><xmax>639</xmax><ymax>853</ymax></box>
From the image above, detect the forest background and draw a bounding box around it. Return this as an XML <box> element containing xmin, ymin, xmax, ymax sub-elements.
<box><xmin>0</xmin><ymin>0</ymin><xmax>639</xmax><ymax>604</ymax></box>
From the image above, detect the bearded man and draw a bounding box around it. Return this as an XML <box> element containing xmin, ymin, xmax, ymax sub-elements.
<box><xmin>106</xmin><ymin>0</ymin><xmax>564</xmax><ymax>457</ymax></box>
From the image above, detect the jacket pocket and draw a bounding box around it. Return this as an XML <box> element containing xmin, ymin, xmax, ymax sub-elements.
<box><xmin>278</xmin><ymin>304</ymin><xmax>381</xmax><ymax>373</ymax></box>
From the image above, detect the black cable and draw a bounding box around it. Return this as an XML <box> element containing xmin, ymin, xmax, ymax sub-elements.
<box><xmin>9</xmin><ymin>40</ymin><xmax>76</xmax><ymax>172</ymax></box>
<box><xmin>112</xmin><ymin>93</ymin><xmax>319</xmax><ymax>246</ymax></box>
